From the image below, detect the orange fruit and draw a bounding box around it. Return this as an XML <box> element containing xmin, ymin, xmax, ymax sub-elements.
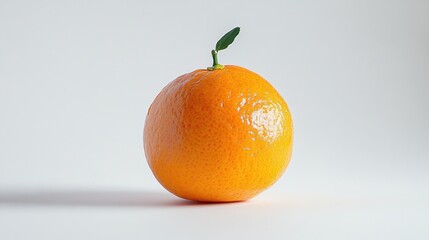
<box><xmin>143</xmin><ymin>28</ymin><xmax>293</xmax><ymax>202</ymax></box>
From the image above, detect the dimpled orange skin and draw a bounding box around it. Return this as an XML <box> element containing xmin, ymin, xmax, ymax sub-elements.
<box><xmin>144</xmin><ymin>65</ymin><xmax>293</xmax><ymax>202</ymax></box>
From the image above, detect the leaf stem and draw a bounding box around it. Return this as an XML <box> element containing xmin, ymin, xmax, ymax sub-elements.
<box><xmin>207</xmin><ymin>27</ymin><xmax>240</xmax><ymax>71</ymax></box>
<box><xmin>208</xmin><ymin>50</ymin><xmax>224</xmax><ymax>70</ymax></box>
<box><xmin>212</xmin><ymin>50</ymin><xmax>219</xmax><ymax>66</ymax></box>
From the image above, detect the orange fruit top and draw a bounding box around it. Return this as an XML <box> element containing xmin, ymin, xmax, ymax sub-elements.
<box><xmin>144</xmin><ymin>65</ymin><xmax>293</xmax><ymax>202</ymax></box>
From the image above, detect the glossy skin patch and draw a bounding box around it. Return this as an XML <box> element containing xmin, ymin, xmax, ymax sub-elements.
<box><xmin>144</xmin><ymin>65</ymin><xmax>293</xmax><ymax>202</ymax></box>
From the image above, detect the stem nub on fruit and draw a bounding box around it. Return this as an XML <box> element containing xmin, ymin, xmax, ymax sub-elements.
<box><xmin>207</xmin><ymin>27</ymin><xmax>240</xmax><ymax>71</ymax></box>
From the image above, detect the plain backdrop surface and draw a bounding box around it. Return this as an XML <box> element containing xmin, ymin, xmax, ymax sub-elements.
<box><xmin>0</xmin><ymin>0</ymin><xmax>428</xmax><ymax>239</ymax></box>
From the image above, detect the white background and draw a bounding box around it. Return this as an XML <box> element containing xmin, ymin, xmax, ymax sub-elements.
<box><xmin>0</xmin><ymin>0</ymin><xmax>428</xmax><ymax>239</ymax></box>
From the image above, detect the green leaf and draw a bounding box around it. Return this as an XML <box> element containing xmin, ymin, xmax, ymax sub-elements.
<box><xmin>215</xmin><ymin>27</ymin><xmax>240</xmax><ymax>52</ymax></box>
